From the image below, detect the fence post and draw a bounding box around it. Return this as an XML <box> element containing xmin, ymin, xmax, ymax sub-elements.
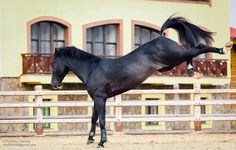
<box><xmin>194</xmin><ymin>83</ymin><xmax>201</xmax><ymax>131</ymax></box>
<box><xmin>115</xmin><ymin>94</ymin><xmax>123</xmax><ymax>132</ymax></box>
<box><xmin>34</xmin><ymin>85</ymin><xmax>43</xmax><ymax>135</ymax></box>
<box><xmin>173</xmin><ymin>84</ymin><xmax>180</xmax><ymax>129</ymax></box>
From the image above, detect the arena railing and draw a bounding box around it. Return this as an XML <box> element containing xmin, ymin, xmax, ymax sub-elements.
<box><xmin>0</xmin><ymin>84</ymin><xmax>236</xmax><ymax>136</ymax></box>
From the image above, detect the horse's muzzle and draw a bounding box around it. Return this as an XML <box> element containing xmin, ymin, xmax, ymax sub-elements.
<box><xmin>51</xmin><ymin>82</ymin><xmax>63</xmax><ymax>90</ymax></box>
<box><xmin>53</xmin><ymin>85</ymin><xmax>63</xmax><ymax>90</ymax></box>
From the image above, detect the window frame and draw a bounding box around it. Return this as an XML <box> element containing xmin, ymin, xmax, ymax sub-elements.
<box><xmin>190</xmin><ymin>93</ymin><xmax>213</xmax><ymax>129</ymax></box>
<box><xmin>27</xmin><ymin>16</ymin><xmax>71</xmax><ymax>53</ymax></box>
<box><xmin>145</xmin><ymin>98</ymin><xmax>160</xmax><ymax>126</ymax></box>
<box><xmin>83</xmin><ymin>19</ymin><xmax>123</xmax><ymax>57</ymax></box>
<box><xmin>141</xmin><ymin>94</ymin><xmax>166</xmax><ymax>130</ymax></box>
<box><xmin>30</xmin><ymin>21</ymin><xmax>66</xmax><ymax>54</ymax></box>
<box><xmin>86</xmin><ymin>24</ymin><xmax>118</xmax><ymax>56</ymax></box>
<box><xmin>32</xmin><ymin>99</ymin><xmax>51</xmax><ymax>129</ymax></box>
<box><xmin>28</xmin><ymin>95</ymin><xmax>58</xmax><ymax>132</ymax></box>
<box><xmin>134</xmin><ymin>25</ymin><xmax>160</xmax><ymax>49</ymax></box>
<box><xmin>131</xmin><ymin>20</ymin><xmax>163</xmax><ymax>50</ymax></box>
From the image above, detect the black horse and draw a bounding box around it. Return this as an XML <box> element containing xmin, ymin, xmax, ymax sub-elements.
<box><xmin>51</xmin><ymin>16</ymin><xmax>232</xmax><ymax>148</ymax></box>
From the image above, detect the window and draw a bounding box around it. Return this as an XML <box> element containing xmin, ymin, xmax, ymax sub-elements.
<box><xmin>141</xmin><ymin>94</ymin><xmax>165</xmax><ymax>130</ymax></box>
<box><xmin>200</xmin><ymin>97</ymin><xmax>207</xmax><ymax>124</ymax></box>
<box><xmin>29</xmin><ymin>95</ymin><xmax>58</xmax><ymax>132</ymax></box>
<box><xmin>32</xmin><ymin>99</ymin><xmax>51</xmax><ymax>128</ymax></box>
<box><xmin>201</xmin><ymin>97</ymin><xmax>207</xmax><ymax>114</ymax></box>
<box><xmin>190</xmin><ymin>94</ymin><xmax>212</xmax><ymax>129</ymax></box>
<box><xmin>134</xmin><ymin>25</ymin><xmax>159</xmax><ymax>49</ymax></box>
<box><xmin>86</xmin><ymin>24</ymin><xmax>117</xmax><ymax>57</ymax></box>
<box><xmin>145</xmin><ymin>98</ymin><xmax>159</xmax><ymax>126</ymax></box>
<box><xmin>43</xmin><ymin>106</ymin><xmax>51</xmax><ymax>128</ymax></box>
<box><xmin>31</xmin><ymin>21</ymin><xmax>66</xmax><ymax>53</ymax></box>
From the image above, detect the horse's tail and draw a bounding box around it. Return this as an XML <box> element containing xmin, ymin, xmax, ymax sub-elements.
<box><xmin>160</xmin><ymin>15</ymin><xmax>215</xmax><ymax>48</ymax></box>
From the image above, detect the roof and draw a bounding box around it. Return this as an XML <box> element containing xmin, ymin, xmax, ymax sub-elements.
<box><xmin>231</xmin><ymin>27</ymin><xmax>236</xmax><ymax>38</ymax></box>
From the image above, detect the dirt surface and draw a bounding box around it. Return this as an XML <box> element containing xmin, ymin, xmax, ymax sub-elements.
<box><xmin>0</xmin><ymin>133</ymin><xmax>236</xmax><ymax>150</ymax></box>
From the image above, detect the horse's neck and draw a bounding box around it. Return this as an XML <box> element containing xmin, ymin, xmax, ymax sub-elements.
<box><xmin>65</xmin><ymin>57</ymin><xmax>96</xmax><ymax>83</ymax></box>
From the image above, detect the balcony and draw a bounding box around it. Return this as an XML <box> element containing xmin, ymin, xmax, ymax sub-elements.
<box><xmin>22</xmin><ymin>53</ymin><xmax>52</xmax><ymax>74</ymax></box>
<box><xmin>22</xmin><ymin>53</ymin><xmax>228</xmax><ymax>77</ymax></box>
<box><xmin>155</xmin><ymin>59</ymin><xmax>228</xmax><ymax>78</ymax></box>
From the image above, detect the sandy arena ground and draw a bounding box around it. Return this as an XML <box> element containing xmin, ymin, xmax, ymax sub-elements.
<box><xmin>0</xmin><ymin>133</ymin><xmax>236</xmax><ymax>150</ymax></box>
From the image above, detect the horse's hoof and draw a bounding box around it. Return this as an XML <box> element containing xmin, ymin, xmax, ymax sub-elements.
<box><xmin>87</xmin><ymin>139</ymin><xmax>95</xmax><ymax>145</ymax></box>
<box><xmin>223</xmin><ymin>41</ymin><xmax>233</xmax><ymax>54</ymax></box>
<box><xmin>96</xmin><ymin>143</ymin><xmax>104</xmax><ymax>148</ymax></box>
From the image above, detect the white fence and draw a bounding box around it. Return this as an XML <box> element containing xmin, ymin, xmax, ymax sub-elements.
<box><xmin>0</xmin><ymin>84</ymin><xmax>236</xmax><ymax>135</ymax></box>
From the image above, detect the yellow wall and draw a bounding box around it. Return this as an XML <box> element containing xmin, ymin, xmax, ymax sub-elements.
<box><xmin>28</xmin><ymin>95</ymin><xmax>58</xmax><ymax>132</ymax></box>
<box><xmin>141</xmin><ymin>93</ymin><xmax>166</xmax><ymax>130</ymax></box>
<box><xmin>0</xmin><ymin>6</ymin><xmax>3</xmax><ymax>78</ymax></box>
<box><xmin>0</xmin><ymin>0</ymin><xmax>230</xmax><ymax>79</ymax></box>
<box><xmin>190</xmin><ymin>93</ymin><xmax>213</xmax><ymax>129</ymax></box>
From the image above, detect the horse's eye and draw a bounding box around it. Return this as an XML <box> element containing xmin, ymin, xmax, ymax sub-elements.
<box><xmin>198</xmin><ymin>44</ymin><xmax>204</xmax><ymax>48</ymax></box>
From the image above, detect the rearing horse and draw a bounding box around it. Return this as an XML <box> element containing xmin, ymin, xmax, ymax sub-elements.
<box><xmin>51</xmin><ymin>16</ymin><xmax>232</xmax><ymax>148</ymax></box>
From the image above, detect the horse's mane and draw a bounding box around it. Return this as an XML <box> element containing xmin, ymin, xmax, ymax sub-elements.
<box><xmin>55</xmin><ymin>46</ymin><xmax>97</xmax><ymax>59</ymax></box>
<box><xmin>160</xmin><ymin>15</ymin><xmax>215</xmax><ymax>48</ymax></box>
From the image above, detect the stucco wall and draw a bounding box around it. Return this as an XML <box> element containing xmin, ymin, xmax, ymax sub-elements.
<box><xmin>0</xmin><ymin>0</ymin><xmax>234</xmax><ymax>133</ymax></box>
<box><xmin>0</xmin><ymin>0</ymin><xmax>230</xmax><ymax>78</ymax></box>
<box><xmin>0</xmin><ymin>6</ymin><xmax>3</xmax><ymax>78</ymax></box>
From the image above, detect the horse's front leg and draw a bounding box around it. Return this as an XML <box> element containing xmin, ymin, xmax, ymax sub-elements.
<box><xmin>94</xmin><ymin>97</ymin><xmax>107</xmax><ymax>148</ymax></box>
<box><xmin>87</xmin><ymin>105</ymin><xmax>98</xmax><ymax>144</ymax></box>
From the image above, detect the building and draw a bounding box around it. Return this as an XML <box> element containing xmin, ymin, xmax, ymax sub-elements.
<box><xmin>0</xmin><ymin>0</ymin><xmax>234</xmax><ymax>133</ymax></box>
<box><xmin>231</xmin><ymin>27</ymin><xmax>236</xmax><ymax>90</ymax></box>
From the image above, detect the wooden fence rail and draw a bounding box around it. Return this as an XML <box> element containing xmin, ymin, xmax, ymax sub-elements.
<box><xmin>1</xmin><ymin>100</ymin><xmax>236</xmax><ymax>108</ymax></box>
<box><xmin>0</xmin><ymin>84</ymin><xmax>236</xmax><ymax>135</ymax></box>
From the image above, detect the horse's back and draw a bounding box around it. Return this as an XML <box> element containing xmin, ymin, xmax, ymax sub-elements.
<box><xmin>86</xmin><ymin>36</ymin><xmax>186</xmax><ymax>98</ymax></box>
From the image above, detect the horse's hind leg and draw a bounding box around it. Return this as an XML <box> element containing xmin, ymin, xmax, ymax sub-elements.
<box><xmin>222</xmin><ymin>41</ymin><xmax>233</xmax><ymax>54</ymax></box>
<box><xmin>186</xmin><ymin>59</ymin><xmax>202</xmax><ymax>79</ymax></box>
<box><xmin>87</xmin><ymin>105</ymin><xmax>98</xmax><ymax>144</ymax></box>
<box><xmin>187</xmin><ymin>59</ymin><xmax>194</xmax><ymax>77</ymax></box>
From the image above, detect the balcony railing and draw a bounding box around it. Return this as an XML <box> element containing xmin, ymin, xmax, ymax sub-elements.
<box><xmin>22</xmin><ymin>53</ymin><xmax>53</xmax><ymax>74</ymax></box>
<box><xmin>155</xmin><ymin>59</ymin><xmax>228</xmax><ymax>77</ymax></box>
<box><xmin>22</xmin><ymin>53</ymin><xmax>228</xmax><ymax>77</ymax></box>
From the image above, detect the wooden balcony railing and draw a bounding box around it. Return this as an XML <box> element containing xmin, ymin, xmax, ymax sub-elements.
<box><xmin>155</xmin><ymin>59</ymin><xmax>228</xmax><ymax>77</ymax></box>
<box><xmin>22</xmin><ymin>53</ymin><xmax>53</xmax><ymax>74</ymax></box>
<box><xmin>22</xmin><ymin>53</ymin><xmax>228</xmax><ymax>77</ymax></box>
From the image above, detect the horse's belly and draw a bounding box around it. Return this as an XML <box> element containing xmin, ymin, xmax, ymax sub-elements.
<box><xmin>107</xmin><ymin>72</ymin><xmax>151</xmax><ymax>97</ymax></box>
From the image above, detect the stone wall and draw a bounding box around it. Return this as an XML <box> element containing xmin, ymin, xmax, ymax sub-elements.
<box><xmin>1</xmin><ymin>80</ymin><xmax>236</xmax><ymax>134</ymax></box>
<box><xmin>165</xmin><ymin>94</ymin><xmax>191</xmax><ymax>130</ymax></box>
<box><xmin>122</xmin><ymin>94</ymin><xmax>141</xmax><ymax>131</ymax></box>
<box><xmin>58</xmin><ymin>95</ymin><xmax>88</xmax><ymax>132</ymax></box>
<box><xmin>0</xmin><ymin>77</ymin><xmax>29</xmax><ymax>133</ymax></box>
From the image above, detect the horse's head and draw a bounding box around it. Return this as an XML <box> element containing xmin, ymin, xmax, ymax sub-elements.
<box><xmin>195</xmin><ymin>41</ymin><xmax>233</xmax><ymax>55</ymax></box>
<box><xmin>195</xmin><ymin>44</ymin><xmax>219</xmax><ymax>52</ymax></box>
<box><xmin>51</xmin><ymin>48</ymin><xmax>69</xmax><ymax>89</ymax></box>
